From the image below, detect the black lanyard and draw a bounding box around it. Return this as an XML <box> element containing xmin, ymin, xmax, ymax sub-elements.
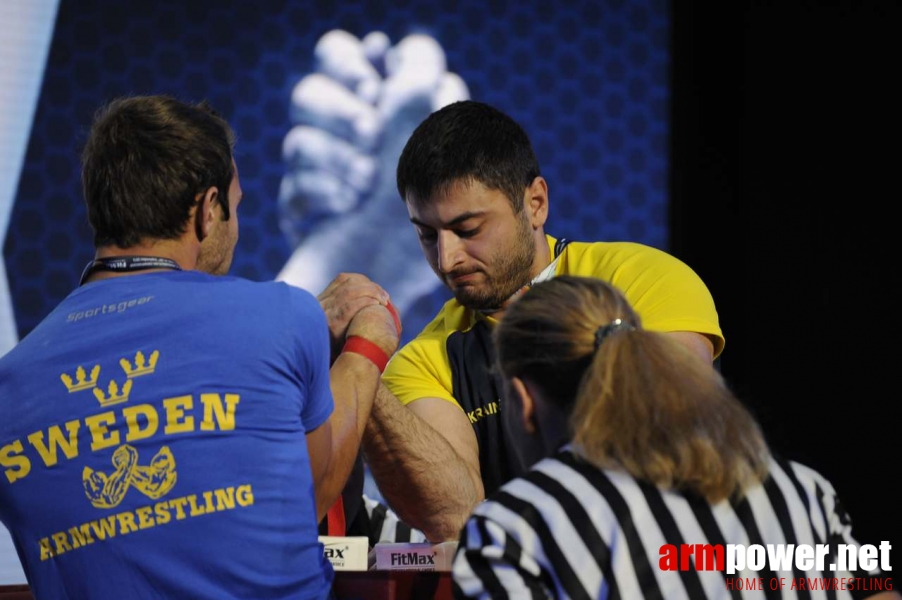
<box><xmin>79</xmin><ymin>256</ymin><xmax>182</xmax><ymax>286</ymax></box>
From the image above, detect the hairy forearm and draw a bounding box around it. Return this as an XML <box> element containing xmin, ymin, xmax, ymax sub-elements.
<box><xmin>362</xmin><ymin>385</ymin><xmax>484</xmax><ymax>541</ymax></box>
<box><xmin>314</xmin><ymin>353</ymin><xmax>380</xmax><ymax>521</ymax></box>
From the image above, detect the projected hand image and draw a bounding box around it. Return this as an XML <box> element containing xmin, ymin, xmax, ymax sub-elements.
<box><xmin>277</xmin><ymin>30</ymin><xmax>469</xmax><ymax>333</ymax></box>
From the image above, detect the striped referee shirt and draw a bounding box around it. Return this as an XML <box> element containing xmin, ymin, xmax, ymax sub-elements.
<box><xmin>453</xmin><ymin>447</ymin><xmax>886</xmax><ymax>599</ymax></box>
<box><xmin>362</xmin><ymin>494</ymin><xmax>427</xmax><ymax>546</ymax></box>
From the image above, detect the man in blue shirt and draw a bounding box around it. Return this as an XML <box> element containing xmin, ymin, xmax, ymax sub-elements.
<box><xmin>0</xmin><ymin>95</ymin><xmax>397</xmax><ymax>599</ymax></box>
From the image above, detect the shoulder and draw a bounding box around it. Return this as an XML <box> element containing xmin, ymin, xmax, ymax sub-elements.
<box><xmin>475</xmin><ymin>454</ymin><xmax>582</xmax><ymax>517</ymax></box>
<box><xmin>382</xmin><ymin>299</ymin><xmax>467</xmax><ymax>406</ymax></box>
<box><xmin>217</xmin><ymin>277</ymin><xmax>322</xmax><ymax>314</ymax></box>
<box><xmin>215</xmin><ymin>275</ymin><xmax>316</xmax><ymax>300</ymax></box>
<box><xmin>464</xmin><ymin>454</ymin><xmax>615</xmax><ymax>563</ymax></box>
<box><xmin>208</xmin><ymin>279</ymin><xmax>327</xmax><ymax>351</ymax></box>
<box><xmin>383</xmin><ymin>303</ymin><xmax>456</xmax><ymax>384</ymax></box>
<box><xmin>557</xmin><ymin>238</ymin><xmax>724</xmax><ymax>352</ymax></box>
<box><xmin>398</xmin><ymin>298</ymin><xmax>473</xmax><ymax>352</ymax></box>
<box><xmin>776</xmin><ymin>458</ymin><xmax>837</xmax><ymax>497</ymax></box>
<box><xmin>561</xmin><ymin>239</ymin><xmax>693</xmax><ymax>275</ymax></box>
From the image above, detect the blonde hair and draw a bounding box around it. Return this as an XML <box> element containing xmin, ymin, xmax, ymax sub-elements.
<box><xmin>494</xmin><ymin>276</ymin><xmax>769</xmax><ymax>503</ymax></box>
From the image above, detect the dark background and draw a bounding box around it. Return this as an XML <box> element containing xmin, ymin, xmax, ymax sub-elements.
<box><xmin>671</xmin><ymin>0</ymin><xmax>899</xmax><ymax>549</ymax></box>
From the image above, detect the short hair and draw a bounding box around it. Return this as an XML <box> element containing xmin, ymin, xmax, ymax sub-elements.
<box><xmin>82</xmin><ymin>95</ymin><xmax>235</xmax><ymax>248</ymax></box>
<box><xmin>396</xmin><ymin>101</ymin><xmax>540</xmax><ymax>212</ymax></box>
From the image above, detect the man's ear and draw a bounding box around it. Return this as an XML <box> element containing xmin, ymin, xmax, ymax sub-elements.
<box><xmin>524</xmin><ymin>176</ymin><xmax>549</xmax><ymax>229</ymax></box>
<box><xmin>510</xmin><ymin>376</ymin><xmax>537</xmax><ymax>435</ymax></box>
<box><xmin>194</xmin><ymin>186</ymin><xmax>219</xmax><ymax>242</ymax></box>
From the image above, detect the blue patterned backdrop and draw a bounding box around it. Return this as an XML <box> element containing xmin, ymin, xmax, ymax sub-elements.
<box><xmin>3</xmin><ymin>0</ymin><xmax>670</xmax><ymax>341</ymax></box>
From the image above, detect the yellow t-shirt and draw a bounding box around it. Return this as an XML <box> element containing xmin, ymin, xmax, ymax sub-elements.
<box><xmin>381</xmin><ymin>235</ymin><xmax>724</xmax><ymax>493</ymax></box>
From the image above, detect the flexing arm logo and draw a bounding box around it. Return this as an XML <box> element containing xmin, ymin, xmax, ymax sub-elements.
<box><xmin>82</xmin><ymin>444</ymin><xmax>177</xmax><ymax>508</ymax></box>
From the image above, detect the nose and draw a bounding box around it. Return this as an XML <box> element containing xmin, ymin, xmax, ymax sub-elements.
<box><xmin>436</xmin><ymin>231</ymin><xmax>465</xmax><ymax>274</ymax></box>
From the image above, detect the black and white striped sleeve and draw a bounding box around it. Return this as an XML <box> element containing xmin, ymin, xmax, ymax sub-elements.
<box><xmin>362</xmin><ymin>494</ymin><xmax>427</xmax><ymax>545</ymax></box>
<box><xmin>453</xmin><ymin>507</ymin><xmax>552</xmax><ymax>599</ymax></box>
<box><xmin>790</xmin><ymin>462</ymin><xmax>886</xmax><ymax>600</ymax></box>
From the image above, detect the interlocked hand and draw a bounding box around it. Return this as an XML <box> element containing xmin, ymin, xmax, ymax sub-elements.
<box><xmin>277</xmin><ymin>30</ymin><xmax>469</xmax><ymax>319</ymax></box>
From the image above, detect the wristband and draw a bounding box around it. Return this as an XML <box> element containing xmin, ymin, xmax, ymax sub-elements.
<box><xmin>342</xmin><ymin>336</ymin><xmax>390</xmax><ymax>373</ymax></box>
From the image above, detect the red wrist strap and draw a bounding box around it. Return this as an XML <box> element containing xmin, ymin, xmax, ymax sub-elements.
<box><xmin>326</xmin><ymin>495</ymin><xmax>346</xmax><ymax>537</ymax></box>
<box><xmin>342</xmin><ymin>336</ymin><xmax>390</xmax><ymax>373</ymax></box>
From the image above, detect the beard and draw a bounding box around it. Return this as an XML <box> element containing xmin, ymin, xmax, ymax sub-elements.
<box><xmin>196</xmin><ymin>227</ymin><xmax>236</xmax><ymax>276</ymax></box>
<box><xmin>449</xmin><ymin>213</ymin><xmax>536</xmax><ymax>311</ymax></box>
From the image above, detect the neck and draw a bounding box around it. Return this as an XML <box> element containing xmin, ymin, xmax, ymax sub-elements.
<box><xmin>483</xmin><ymin>232</ymin><xmax>553</xmax><ymax>321</ymax></box>
<box><xmin>537</xmin><ymin>403</ymin><xmax>571</xmax><ymax>457</ymax></box>
<box><xmin>529</xmin><ymin>230</ymin><xmax>554</xmax><ymax>280</ymax></box>
<box><xmin>87</xmin><ymin>241</ymin><xmax>195</xmax><ymax>283</ymax></box>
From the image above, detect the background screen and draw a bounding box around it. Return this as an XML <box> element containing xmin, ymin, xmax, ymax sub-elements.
<box><xmin>0</xmin><ymin>0</ymin><xmax>671</xmax><ymax>583</ymax></box>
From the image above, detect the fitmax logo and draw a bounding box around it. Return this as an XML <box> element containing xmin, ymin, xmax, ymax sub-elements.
<box><xmin>391</xmin><ymin>552</ymin><xmax>436</xmax><ymax>566</ymax></box>
<box><xmin>324</xmin><ymin>547</ymin><xmax>346</xmax><ymax>559</ymax></box>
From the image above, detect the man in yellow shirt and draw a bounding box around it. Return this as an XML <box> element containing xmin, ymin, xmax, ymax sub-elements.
<box><xmin>323</xmin><ymin>101</ymin><xmax>722</xmax><ymax>542</ymax></box>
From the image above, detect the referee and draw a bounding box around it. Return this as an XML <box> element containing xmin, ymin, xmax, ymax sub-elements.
<box><xmin>453</xmin><ymin>276</ymin><xmax>895</xmax><ymax>600</ymax></box>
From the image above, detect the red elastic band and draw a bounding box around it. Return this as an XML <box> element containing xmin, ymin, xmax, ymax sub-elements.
<box><xmin>342</xmin><ymin>336</ymin><xmax>389</xmax><ymax>373</ymax></box>
<box><xmin>326</xmin><ymin>495</ymin><xmax>346</xmax><ymax>537</ymax></box>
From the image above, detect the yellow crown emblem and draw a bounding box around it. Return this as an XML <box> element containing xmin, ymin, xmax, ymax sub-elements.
<box><xmin>60</xmin><ymin>365</ymin><xmax>101</xmax><ymax>393</ymax></box>
<box><xmin>120</xmin><ymin>350</ymin><xmax>159</xmax><ymax>378</ymax></box>
<box><xmin>93</xmin><ymin>379</ymin><xmax>133</xmax><ymax>408</ymax></box>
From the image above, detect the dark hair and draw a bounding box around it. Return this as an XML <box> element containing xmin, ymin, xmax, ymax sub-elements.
<box><xmin>82</xmin><ymin>95</ymin><xmax>236</xmax><ymax>248</ymax></box>
<box><xmin>396</xmin><ymin>101</ymin><xmax>540</xmax><ymax>212</ymax></box>
<box><xmin>494</xmin><ymin>276</ymin><xmax>770</xmax><ymax>503</ymax></box>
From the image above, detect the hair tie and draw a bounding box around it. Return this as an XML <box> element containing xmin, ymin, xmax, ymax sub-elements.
<box><xmin>594</xmin><ymin>318</ymin><xmax>635</xmax><ymax>350</ymax></box>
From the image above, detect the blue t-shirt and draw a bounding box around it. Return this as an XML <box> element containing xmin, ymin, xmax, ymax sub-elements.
<box><xmin>0</xmin><ymin>271</ymin><xmax>335</xmax><ymax>599</ymax></box>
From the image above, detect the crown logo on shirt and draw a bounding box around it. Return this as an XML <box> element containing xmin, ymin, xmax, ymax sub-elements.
<box><xmin>120</xmin><ymin>350</ymin><xmax>159</xmax><ymax>378</ymax></box>
<box><xmin>60</xmin><ymin>365</ymin><xmax>100</xmax><ymax>393</ymax></box>
<box><xmin>92</xmin><ymin>379</ymin><xmax>133</xmax><ymax>408</ymax></box>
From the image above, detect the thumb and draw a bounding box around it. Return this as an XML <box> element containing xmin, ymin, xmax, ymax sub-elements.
<box><xmin>379</xmin><ymin>34</ymin><xmax>448</xmax><ymax>119</ymax></box>
<box><xmin>315</xmin><ymin>29</ymin><xmax>382</xmax><ymax>104</ymax></box>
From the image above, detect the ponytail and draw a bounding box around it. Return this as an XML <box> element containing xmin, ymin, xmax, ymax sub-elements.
<box><xmin>571</xmin><ymin>330</ymin><xmax>769</xmax><ymax>503</ymax></box>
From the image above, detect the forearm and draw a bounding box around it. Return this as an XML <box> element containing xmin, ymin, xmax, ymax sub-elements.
<box><xmin>314</xmin><ymin>352</ymin><xmax>380</xmax><ymax>521</ymax></box>
<box><xmin>362</xmin><ymin>385</ymin><xmax>484</xmax><ymax>541</ymax></box>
